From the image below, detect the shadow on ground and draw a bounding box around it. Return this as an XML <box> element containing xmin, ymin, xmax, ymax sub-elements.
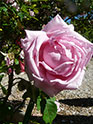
<box><xmin>0</xmin><ymin>114</ymin><xmax>93</xmax><ymax>124</ymax></box>
<box><xmin>0</xmin><ymin>98</ymin><xmax>93</xmax><ymax>124</ymax></box>
<box><xmin>30</xmin><ymin>115</ymin><xmax>93</xmax><ymax>124</ymax></box>
<box><xmin>59</xmin><ymin>98</ymin><xmax>93</xmax><ymax>107</ymax></box>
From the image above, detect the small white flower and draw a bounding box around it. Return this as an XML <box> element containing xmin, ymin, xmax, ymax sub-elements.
<box><xmin>0</xmin><ymin>51</ymin><xmax>15</xmax><ymax>66</ymax></box>
<box><xmin>29</xmin><ymin>10</ymin><xmax>35</xmax><ymax>16</ymax></box>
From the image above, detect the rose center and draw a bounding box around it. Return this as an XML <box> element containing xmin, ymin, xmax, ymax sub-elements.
<box><xmin>43</xmin><ymin>44</ymin><xmax>62</xmax><ymax>68</ymax></box>
<box><xmin>49</xmin><ymin>52</ymin><xmax>61</xmax><ymax>61</ymax></box>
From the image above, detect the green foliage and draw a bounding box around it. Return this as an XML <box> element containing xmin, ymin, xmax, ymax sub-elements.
<box><xmin>15</xmin><ymin>58</ymin><xmax>19</xmax><ymax>65</ymax></box>
<box><xmin>36</xmin><ymin>91</ymin><xmax>57</xmax><ymax>124</ymax></box>
<box><xmin>0</xmin><ymin>74</ymin><xmax>7</xmax><ymax>94</ymax></box>
<box><xmin>37</xmin><ymin>95</ymin><xmax>41</xmax><ymax>111</ymax></box>
<box><xmin>18</xmin><ymin>122</ymin><xmax>23</xmax><ymax>124</ymax></box>
<box><xmin>0</xmin><ymin>83</ymin><xmax>7</xmax><ymax>95</ymax></box>
<box><xmin>0</xmin><ymin>58</ymin><xmax>8</xmax><ymax>73</ymax></box>
<box><xmin>43</xmin><ymin>99</ymin><xmax>57</xmax><ymax>124</ymax></box>
<box><xmin>2</xmin><ymin>122</ymin><xmax>22</xmax><ymax>124</ymax></box>
<box><xmin>0</xmin><ymin>74</ymin><xmax>4</xmax><ymax>82</ymax></box>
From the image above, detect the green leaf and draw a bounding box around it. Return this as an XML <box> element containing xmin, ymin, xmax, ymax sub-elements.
<box><xmin>40</xmin><ymin>97</ymin><xmax>46</xmax><ymax>114</ymax></box>
<box><xmin>34</xmin><ymin>9</ymin><xmax>39</xmax><ymax>14</ymax></box>
<box><xmin>18</xmin><ymin>12</ymin><xmax>25</xmax><ymax>21</ymax></box>
<box><xmin>18</xmin><ymin>122</ymin><xmax>23</xmax><ymax>124</ymax></box>
<box><xmin>0</xmin><ymin>66</ymin><xmax>7</xmax><ymax>73</ymax></box>
<box><xmin>37</xmin><ymin>96</ymin><xmax>41</xmax><ymax>111</ymax></box>
<box><xmin>32</xmin><ymin>4</ymin><xmax>37</xmax><ymax>8</ymax></box>
<box><xmin>1</xmin><ymin>7</ymin><xmax>7</xmax><ymax>12</ymax></box>
<box><xmin>21</xmin><ymin>5</ymin><xmax>28</xmax><ymax>13</ymax></box>
<box><xmin>0</xmin><ymin>83</ymin><xmax>7</xmax><ymax>95</ymax></box>
<box><xmin>15</xmin><ymin>59</ymin><xmax>19</xmax><ymax>65</ymax></box>
<box><xmin>43</xmin><ymin>99</ymin><xmax>57</xmax><ymax>124</ymax></box>
<box><xmin>50</xmin><ymin>97</ymin><xmax>56</xmax><ymax>102</ymax></box>
<box><xmin>0</xmin><ymin>74</ymin><xmax>4</xmax><ymax>82</ymax></box>
<box><xmin>31</xmin><ymin>0</ymin><xmax>39</xmax><ymax>2</ymax></box>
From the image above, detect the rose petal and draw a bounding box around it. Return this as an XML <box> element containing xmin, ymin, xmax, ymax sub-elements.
<box><xmin>66</xmin><ymin>68</ymin><xmax>85</xmax><ymax>89</ymax></box>
<box><xmin>21</xmin><ymin>30</ymin><xmax>49</xmax><ymax>76</ymax></box>
<box><xmin>21</xmin><ymin>30</ymin><xmax>48</xmax><ymax>50</ymax></box>
<box><xmin>25</xmin><ymin>40</ymin><xmax>40</xmax><ymax>76</ymax></box>
<box><xmin>42</xmin><ymin>14</ymin><xmax>71</xmax><ymax>32</ymax></box>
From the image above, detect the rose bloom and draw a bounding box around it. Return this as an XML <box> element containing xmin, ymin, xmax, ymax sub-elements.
<box><xmin>21</xmin><ymin>15</ymin><xmax>93</xmax><ymax>97</ymax></box>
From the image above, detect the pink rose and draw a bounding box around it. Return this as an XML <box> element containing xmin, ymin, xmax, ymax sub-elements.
<box><xmin>21</xmin><ymin>15</ymin><xmax>93</xmax><ymax>97</ymax></box>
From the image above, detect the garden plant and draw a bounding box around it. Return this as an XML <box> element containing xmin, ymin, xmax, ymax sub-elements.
<box><xmin>0</xmin><ymin>0</ymin><xmax>93</xmax><ymax>124</ymax></box>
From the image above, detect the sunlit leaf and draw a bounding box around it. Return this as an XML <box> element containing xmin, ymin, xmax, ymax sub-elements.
<box><xmin>43</xmin><ymin>99</ymin><xmax>57</xmax><ymax>124</ymax></box>
<box><xmin>37</xmin><ymin>96</ymin><xmax>41</xmax><ymax>111</ymax></box>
